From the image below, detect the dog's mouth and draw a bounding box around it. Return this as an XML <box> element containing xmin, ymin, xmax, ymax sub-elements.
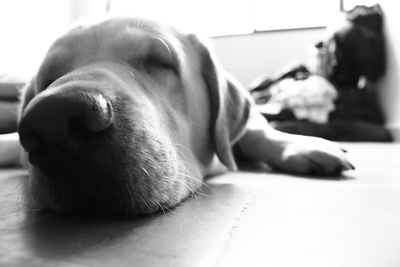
<box><xmin>26</xmin><ymin>140</ymin><xmax>190</xmax><ymax>216</ymax></box>
<box><xmin>18</xmin><ymin>70</ymin><xmax>201</xmax><ymax>216</ymax></box>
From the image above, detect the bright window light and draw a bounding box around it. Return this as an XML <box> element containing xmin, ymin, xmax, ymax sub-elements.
<box><xmin>109</xmin><ymin>0</ymin><xmax>340</xmax><ymax>36</ymax></box>
<box><xmin>254</xmin><ymin>0</ymin><xmax>339</xmax><ymax>31</ymax></box>
<box><xmin>0</xmin><ymin>0</ymin><xmax>345</xmax><ymax>77</ymax></box>
<box><xmin>0</xmin><ymin>0</ymin><xmax>71</xmax><ymax>78</ymax></box>
<box><xmin>108</xmin><ymin>0</ymin><xmax>254</xmax><ymax>36</ymax></box>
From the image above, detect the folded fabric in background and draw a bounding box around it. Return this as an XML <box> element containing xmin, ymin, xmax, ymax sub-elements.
<box><xmin>0</xmin><ymin>74</ymin><xmax>26</xmax><ymax>133</ymax></box>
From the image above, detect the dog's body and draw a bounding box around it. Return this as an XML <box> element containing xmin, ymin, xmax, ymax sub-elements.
<box><xmin>0</xmin><ymin>17</ymin><xmax>353</xmax><ymax>215</ymax></box>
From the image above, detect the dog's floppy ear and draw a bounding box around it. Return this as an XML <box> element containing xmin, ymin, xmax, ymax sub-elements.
<box><xmin>188</xmin><ymin>34</ymin><xmax>251</xmax><ymax>170</ymax></box>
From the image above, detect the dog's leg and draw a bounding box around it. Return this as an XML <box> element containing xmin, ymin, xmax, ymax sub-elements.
<box><xmin>237</xmin><ymin>109</ymin><xmax>354</xmax><ymax>175</ymax></box>
<box><xmin>0</xmin><ymin>133</ymin><xmax>24</xmax><ymax>167</ymax></box>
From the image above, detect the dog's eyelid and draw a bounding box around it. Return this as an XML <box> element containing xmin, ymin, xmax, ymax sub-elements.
<box><xmin>143</xmin><ymin>37</ymin><xmax>180</xmax><ymax>73</ymax></box>
<box><xmin>146</xmin><ymin>54</ymin><xmax>176</xmax><ymax>68</ymax></box>
<box><xmin>142</xmin><ymin>53</ymin><xmax>179</xmax><ymax>75</ymax></box>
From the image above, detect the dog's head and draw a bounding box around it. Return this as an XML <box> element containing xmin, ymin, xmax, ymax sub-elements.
<box><xmin>18</xmin><ymin>17</ymin><xmax>250</xmax><ymax>216</ymax></box>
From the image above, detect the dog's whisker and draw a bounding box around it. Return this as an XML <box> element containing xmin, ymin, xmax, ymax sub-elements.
<box><xmin>163</xmin><ymin>203</ymin><xmax>176</xmax><ymax>214</ymax></box>
<box><xmin>190</xmin><ymin>189</ymin><xmax>210</xmax><ymax>198</ymax></box>
<box><xmin>172</xmin><ymin>177</ymin><xmax>197</xmax><ymax>196</ymax></box>
<box><xmin>162</xmin><ymin>204</ymin><xmax>176</xmax><ymax>215</ymax></box>
<box><xmin>176</xmin><ymin>171</ymin><xmax>215</xmax><ymax>194</ymax></box>
<box><xmin>154</xmin><ymin>199</ymin><xmax>176</xmax><ymax>215</ymax></box>
<box><xmin>175</xmin><ymin>162</ymin><xmax>206</xmax><ymax>189</ymax></box>
<box><xmin>173</xmin><ymin>145</ymin><xmax>193</xmax><ymax>166</ymax></box>
<box><xmin>154</xmin><ymin>200</ymin><xmax>165</xmax><ymax>215</ymax></box>
<box><xmin>141</xmin><ymin>199</ymin><xmax>154</xmax><ymax>215</ymax></box>
<box><xmin>174</xmin><ymin>178</ymin><xmax>211</xmax><ymax>202</ymax></box>
<box><xmin>173</xmin><ymin>156</ymin><xmax>199</xmax><ymax>174</ymax></box>
<box><xmin>178</xmin><ymin>180</ymin><xmax>207</xmax><ymax>203</ymax></box>
<box><xmin>175</xmin><ymin>178</ymin><xmax>213</xmax><ymax>202</ymax></box>
<box><xmin>140</xmin><ymin>166</ymin><xmax>151</xmax><ymax>178</ymax></box>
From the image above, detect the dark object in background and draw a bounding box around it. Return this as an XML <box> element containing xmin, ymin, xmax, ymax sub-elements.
<box><xmin>249</xmin><ymin>64</ymin><xmax>310</xmax><ymax>106</ymax></box>
<box><xmin>327</xmin><ymin>4</ymin><xmax>386</xmax><ymax>87</ymax></box>
<box><xmin>249</xmin><ymin>4</ymin><xmax>392</xmax><ymax>142</ymax></box>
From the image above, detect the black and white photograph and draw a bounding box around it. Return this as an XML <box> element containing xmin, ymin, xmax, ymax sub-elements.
<box><xmin>0</xmin><ymin>0</ymin><xmax>399</xmax><ymax>266</ymax></box>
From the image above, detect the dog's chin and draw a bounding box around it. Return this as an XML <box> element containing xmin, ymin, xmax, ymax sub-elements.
<box><xmin>26</xmin><ymin>137</ymin><xmax>198</xmax><ymax>216</ymax></box>
<box><xmin>27</xmin><ymin>163</ymin><xmax>192</xmax><ymax>216</ymax></box>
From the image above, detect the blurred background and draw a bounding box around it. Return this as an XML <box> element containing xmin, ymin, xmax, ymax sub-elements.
<box><xmin>0</xmin><ymin>0</ymin><xmax>398</xmax><ymax>140</ymax></box>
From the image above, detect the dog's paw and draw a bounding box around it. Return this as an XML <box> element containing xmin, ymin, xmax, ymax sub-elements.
<box><xmin>273</xmin><ymin>136</ymin><xmax>354</xmax><ymax>175</ymax></box>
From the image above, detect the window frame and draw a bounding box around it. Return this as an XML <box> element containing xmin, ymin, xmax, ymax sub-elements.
<box><xmin>107</xmin><ymin>0</ymin><xmax>343</xmax><ymax>37</ymax></box>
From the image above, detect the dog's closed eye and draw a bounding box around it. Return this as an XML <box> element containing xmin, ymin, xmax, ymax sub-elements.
<box><xmin>143</xmin><ymin>37</ymin><xmax>179</xmax><ymax>75</ymax></box>
<box><xmin>144</xmin><ymin>55</ymin><xmax>178</xmax><ymax>73</ymax></box>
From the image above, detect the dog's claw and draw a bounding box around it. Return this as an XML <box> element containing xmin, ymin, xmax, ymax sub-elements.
<box><xmin>349</xmin><ymin>162</ymin><xmax>355</xmax><ymax>170</ymax></box>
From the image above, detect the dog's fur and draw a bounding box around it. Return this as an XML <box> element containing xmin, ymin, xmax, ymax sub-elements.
<box><xmin>1</xmin><ymin>17</ymin><xmax>353</xmax><ymax>215</ymax></box>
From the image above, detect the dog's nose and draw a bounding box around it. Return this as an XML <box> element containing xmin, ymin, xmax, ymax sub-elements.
<box><xmin>18</xmin><ymin>88</ymin><xmax>113</xmax><ymax>167</ymax></box>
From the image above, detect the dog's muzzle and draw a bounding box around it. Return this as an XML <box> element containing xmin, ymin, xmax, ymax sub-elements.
<box><xmin>17</xmin><ymin>66</ymin><xmax>193</xmax><ymax>215</ymax></box>
<box><xmin>19</xmin><ymin>86</ymin><xmax>113</xmax><ymax>167</ymax></box>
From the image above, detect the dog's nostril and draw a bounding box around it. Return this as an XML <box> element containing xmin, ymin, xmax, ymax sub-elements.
<box><xmin>19</xmin><ymin>131</ymin><xmax>48</xmax><ymax>165</ymax></box>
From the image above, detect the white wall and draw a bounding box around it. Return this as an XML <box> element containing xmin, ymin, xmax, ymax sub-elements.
<box><xmin>376</xmin><ymin>2</ymin><xmax>400</xmax><ymax>140</ymax></box>
<box><xmin>212</xmin><ymin>28</ymin><xmax>326</xmax><ymax>87</ymax></box>
<box><xmin>69</xmin><ymin>0</ymin><xmax>108</xmax><ymax>23</ymax></box>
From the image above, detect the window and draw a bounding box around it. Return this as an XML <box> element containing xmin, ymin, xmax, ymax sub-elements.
<box><xmin>254</xmin><ymin>0</ymin><xmax>339</xmax><ymax>31</ymax></box>
<box><xmin>0</xmin><ymin>0</ymin><xmax>72</xmax><ymax>78</ymax></box>
<box><xmin>108</xmin><ymin>0</ymin><xmax>340</xmax><ymax>37</ymax></box>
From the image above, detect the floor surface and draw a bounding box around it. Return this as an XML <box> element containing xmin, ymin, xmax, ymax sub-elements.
<box><xmin>1</xmin><ymin>143</ymin><xmax>399</xmax><ymax>267</ymax></box>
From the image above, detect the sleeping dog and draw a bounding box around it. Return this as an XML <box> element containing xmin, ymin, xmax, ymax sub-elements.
<box><xmin>0</xmin><ymin>17</ymin><xmax>353</xmax><ymax>215</ymax></box>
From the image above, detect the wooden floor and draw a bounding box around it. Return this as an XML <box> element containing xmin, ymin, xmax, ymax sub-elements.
<box><xmin>1</xmin><ymin>143</ymin><xmax>400</xmax><ymax>267</ymax></box>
